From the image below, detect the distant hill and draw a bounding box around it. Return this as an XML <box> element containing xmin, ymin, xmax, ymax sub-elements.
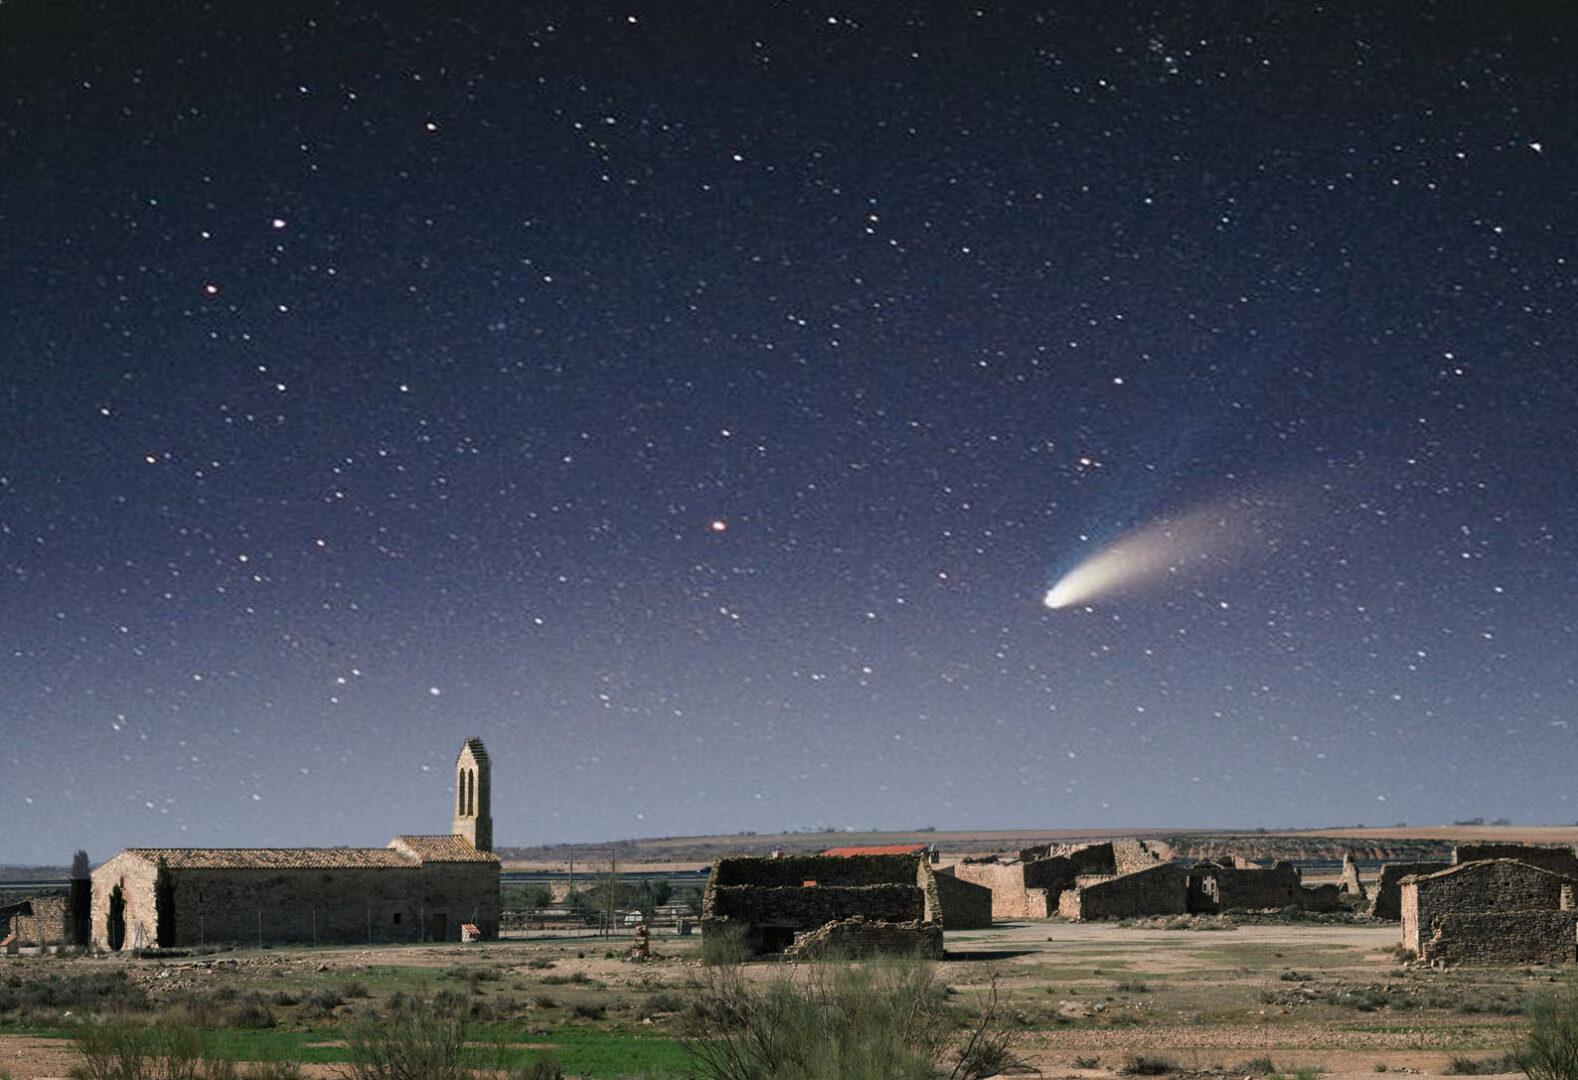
<box><xmin>0</xmin><ymin>865</ymin><xmax>68</xmax><ymax>884</ymax></box>
<box><xmin>497</xmin><ymin>824</ymin><xmax>1578</xmax><ymax>867</ymax></box>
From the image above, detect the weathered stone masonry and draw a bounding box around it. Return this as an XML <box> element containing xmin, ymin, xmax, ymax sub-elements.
<box><xmin>1401</xmin><ymin>859</ymin><xmax>1575</xmax><ymax>964</ymax></box>
<box><xmin>701</xmin><ymin>851</ymin><xmax>988</xmax><ymax>957</ymax></box>
<box><xmin>90</xmin><ymin>739</ymin><xmax>500</xmax><ymax>950</ymax></box>
<box><xmin>1454</xmin><ymin>843</ymin><xmax>1578</xmax><ymax>879</ymax></box>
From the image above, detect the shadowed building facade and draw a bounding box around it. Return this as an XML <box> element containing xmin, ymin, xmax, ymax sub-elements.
<box><xmin>90</xmin><ymin>739</ymin><xmax>499</xmax><ymax>949</ymax></box>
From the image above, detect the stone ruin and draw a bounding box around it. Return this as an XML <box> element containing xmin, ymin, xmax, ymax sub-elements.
<box><xmin>1454</xmin><ymin>842</ymin><xmax>1578</xmax><ymax>879</ymax></box>
<box><xmin>1370</xmin><ymin>843</ymin><xmax>1578</xmax><ymax>925</ymax></box>
<box><xmin>1060</xmin><ymin>862</ymin><xmax>1189</xmax><ymax>920</ymax></box>
<box><xmin>700</xmin><ymin>851</ymin><xmax>989</xmax><ymax>958</ymax></box>
<box><xmin>1339</xmin><ymin>853</ymin><xmax>1367</xmax><ymax>900</ymax></box>
<box><xmin>1369</xmin><ymin>861</ymin><xmax>1452</xmax><ymax>920</ymax></box>
<box><xmin>0</xmin><ymin>896</ymin><xmax>66</xmax><ymax>952</ymax></box>
<box><xmin>1401</xmin><ymin>858</ymin><xmax>1577</xmax><ymax>965</ymax></box>
<box><xmin>948</xmin><ymin>841</ymin><xmax>1125</xmax><ymax>919</ymax></box>
<box><xmin>948</xmin><ymin>841</ymin><xmax>1336</xmax><ymax>923</ymax></box>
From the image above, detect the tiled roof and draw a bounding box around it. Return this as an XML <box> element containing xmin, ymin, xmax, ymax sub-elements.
<box><xmin>820</xmin><ymin>844</ymin><xmax>931</xmax><ymax>857</ymax></box>
<box><xmin>125</xmin><ymin>847</ymin><xmax>414</xmax><ymax>870</ymax></box>
<box><xmin>389</xmin><ymin>835</ymin><xmax>499</xmax><ymax>863</ymax></box>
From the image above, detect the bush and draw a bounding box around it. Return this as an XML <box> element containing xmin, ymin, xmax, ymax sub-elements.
<box><xmin>1120</xmin><ymin>1054</ymin><xmax>1177</xmax><ymax>1075</ymax></box>
<box><xmin>1445</xmin><ymin>1054</ymin><xmax>1518</xmax><ymax>1075</ymax></box>
<box><xmin>227</xmin><ymin>993</ymin><xmax>276</xmax><ymax>1029</ymax></box>
<box><xmin>682</xmin><ymin>954</ymin><xmax>1033</xmax><ymax>1080</ymax></box>
<box><xmin>701</xmin><ymin>924</ymin><xmax>751</xmax><ymax>966</ymax></box>
<box><xmin>68</xmin><ymin>1022</ymin><xmax>205</xmax><ymax>1080</ymax></box>
<box><xmin>635</xmin><ymin>991</ymin><xmax>686</xmax><ymax>1020</ymax></box>
<box><xmin>1515</xmin><ymin>985</ymin><xmax>1578</xmax><ymax>1080</ymax></box>
<box><xmin>339</xmin><ymin>996</ymin><xmax>560</xmax><ymax>1080</ymax></box>
<box><xmin>301</xmin><ymin>986</ymin><xmax>343</xmax><ymax>1020</ymax></box>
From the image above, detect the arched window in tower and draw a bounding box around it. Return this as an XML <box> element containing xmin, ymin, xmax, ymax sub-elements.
<box><xmin>466</xmin><ymin>769</ymin><xmax>475</xmax><ymax>816</ymax></box>
<box><xmin>458</xmin><ymin>777</ymin><xmax>465</xmax><ymax>816</ymax></box>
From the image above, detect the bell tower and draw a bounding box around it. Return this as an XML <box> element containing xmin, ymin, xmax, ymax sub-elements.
<box><xmin>452</xmin><ymin>737</ymin><xmax>492</xmax><ymax>853</ymax></box>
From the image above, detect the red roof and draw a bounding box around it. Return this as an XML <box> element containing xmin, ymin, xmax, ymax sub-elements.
<box><xmin>820</xmin><ymin>844</ymin><xmax>930</xmax><ymax>857</ymax></box>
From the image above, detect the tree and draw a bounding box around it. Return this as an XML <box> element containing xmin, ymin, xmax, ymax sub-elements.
<box><xmin>107</xmin><ymin>884</ymin><xmax>126</xmax><ymax>952</ymax></box>
<box><xmin>67</xmin><ymin>850</ymin><xmax>91</xmax><ymax>949</ymax></box>
<box><xmin>154</xmin><ymin>857</ymin><xmax>177</xmax><ymax>947</ymax></box>
<box><xmin>634</xmin><ymin>877</ymin><xmax>672</xmax><ymax>917</ymax></box>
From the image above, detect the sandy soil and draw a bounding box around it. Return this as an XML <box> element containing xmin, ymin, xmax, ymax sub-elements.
<box><xmin>0</xmin><ymin>921</ymin><xmax>1539</xmax><ymax>1080</ymax></box>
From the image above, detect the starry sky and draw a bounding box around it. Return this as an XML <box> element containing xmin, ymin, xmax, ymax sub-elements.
<box><xmin>4</xmin><ymin>3</ymin><xmax>1576</xmax><ymax>866</ymax></box>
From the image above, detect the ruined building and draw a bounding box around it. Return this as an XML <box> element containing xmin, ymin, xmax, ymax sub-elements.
<box><xmin>701</xmin><ymin>850</ymin><xmax>990</xmax><ymax>958</ymax></box>
<box><xmin>1339</xmin><ymin>853</ymin><xmax>1367</xmax><ymax>899</ymax></box>
<box><xmin>1453</xmin><ymin>843</ymin><xmax>1578</xmax><ymax>880</ymax></box>
<box><xmin>1369</xmin><ymin>861</ymin><xmax>1452</xmax><ymax>920</ymax></box>
<box><xmin>950</xmin><ymin>842</ymin><xmax>1120</xmax><ymax>920</ymax></box>
<box><xmin>90</xmin><ymin>738</ymin><xmax>499</xmax><ymax>949</ymax></box>
<box><xmin>1401</xmin><ymin>859</ymin><xmax>1577</xmax><ymax>965</ymax></box>
<box><xmin>1060</xmin><ymin>862</ymin><xmax>1190</xmax><ymax>920</ymax></box>
<box><xmin>950</xmin><ymin>840</ymin><xmax>1329</xmax><ymax>922</ymax></box>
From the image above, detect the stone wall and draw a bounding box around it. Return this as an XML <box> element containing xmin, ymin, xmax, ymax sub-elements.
<box><xmin>932</xmin><ymin>869</ymin><xmax>993</xmax><ymax>929</ymax></box>
<box><xmin>1059</xmin><ymin>864</ymin><xmax>1187</xmax><ymax>921</ymax></box>
<box><xmin>1401</xmin><ymin>859</ymin><xmax>1571</xmax><ymax>960</ymax></box>
<box><xmin>948</xmin><ymin>861</ymin><xmax>1054</xmax><ymax>919</ymax></box>
<box><xmin>711</xmin><ymin>854</ymin><xmax>926</xmax><ymax>890</ymax></box>
<box><xmin>707</xmin><ymin>883</ymin><xmax>924</xmax><ymax>931</ymax></box>
<box><xmin>952</xmin><ymin>844</ymin><xmax>1116</xmax><ymax>920</ymax></box>
<box><xmin>1370</xmin><ymin>861</ymin><xmax>1450</xmax><ymax>920</ymax></box>
<box><xmin>784</xmin><ymin>916</ymin><xmax>944</xmax><ymax>960</ymax></box>
<box><xmin>1454</xmin><ymin>843</ymin><xmax>1578</xmax><ymax>879</ymax></box>
<box><xmin>1301</xmin><ymin>883</ymin><xmax>1343</xmax><ymax>912</ymax></box>
<box><xmin>701</xmin><ymin>852</ymin><xmax>951</xmax><ymax>955</ymax></box>
<box><xmin>92</xmin><ymin>854</ymin><xmax>498</xmax><ymax>949</ymax></box>
<box><xmin>1339</xmin><ymin>854</ymin><xmax>1367</xmax><ymax>898</ymax></box>
<box><xmin>1112</xmin><ymin>840</ymin><xmax>1167</xmax><ymax>872</ymax></box>
<box><xmin>2</xmin><ymin>896</ymin><xmax>67</xmax><ymax>947</ymax></box>
<box><xmin>1188</xmin><ymin>861</ymin><xmax>1303</xmax><ymax>913</ymax></box>
<box><xmin>1418</xmin><ymin>911</ymin><xmax>1578</xmax><ymax>965</ymax></box>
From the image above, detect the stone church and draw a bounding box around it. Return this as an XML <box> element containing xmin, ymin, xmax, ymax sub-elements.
<box><xmin>91</xmin><ymin>738</ymin><xmax>499</xmax><ymax>949</ymax></box>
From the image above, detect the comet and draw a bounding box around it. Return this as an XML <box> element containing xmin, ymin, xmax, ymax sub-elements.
<box><xmin>1043</xmin><ymin>496</ymin><xmax>1276</xmax><ymax>609</ymax></box>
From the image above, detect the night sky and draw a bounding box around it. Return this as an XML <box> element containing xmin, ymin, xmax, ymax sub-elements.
<box><xmin>4</xmin><ymin>3</ymin><xmax>1576</xmax><ymax>866</ymax></box>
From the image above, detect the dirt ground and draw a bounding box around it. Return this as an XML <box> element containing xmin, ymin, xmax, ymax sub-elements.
<box><xmin>0</xmin><ymin>920</ymin><xmax>1545</xmax><ymax>1080</ymax></box>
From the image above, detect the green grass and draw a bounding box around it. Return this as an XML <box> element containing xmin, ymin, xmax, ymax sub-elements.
<box><xmin>43</xmin><ymin>1021</ymin><xmax>693</xmax><ymax>1077</ymax></box>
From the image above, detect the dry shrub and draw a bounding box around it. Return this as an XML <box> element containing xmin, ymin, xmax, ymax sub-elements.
<box><xmin>683</xmin><ymin>954</ymin><xmax>1039</xmax><ymax>1080</ymax></box>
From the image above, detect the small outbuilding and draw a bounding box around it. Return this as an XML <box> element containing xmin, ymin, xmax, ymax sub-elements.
<box><xmin>1401</xmin><ymin>859</ymin><xmax>1577</xmax><ymax>965</ymax></box>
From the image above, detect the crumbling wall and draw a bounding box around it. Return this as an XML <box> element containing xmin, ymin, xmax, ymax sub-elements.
<box><xmin>948</xmin><ymin>861</ymin><xmax>1053</xmax><ymax>919</ymax></box>
<box><xmin>932</xmin><ymin>869</ymin><xmax>993</xmax><ymax>929</ymax></box>
<box><xmin>711</xmin><ymin>854</ymin><xmax>927</xmax><ymax>889</ymax></box>
<box><xmin>4</xmin><ymin>896</ymin><xmax>67</xmax><ymax>948</ymax></box>
<box><xmin>954</xmin><ymin>843</ymin><xmax>1115</xmax><ymax>920</ymax></box>
<box><xmin>1454</xmin><ymin>843</ymin><xmax>1578</xmax><ymax>879</ymax></box>
<box><xmin>1059</xmin><ymin>864</ymin><xmax>1187</xmax><ymax>921</ymax></box>
<box><xmin>1301</xmin><ymin>883</ymin><xmax>1343</xmax><ymax>912</ymax></box>
<box><xmin>1370</xmin><ymin>861</ymin><xmax>1450</xmax><ymax>920</ymax></box>
<box><xmin>1418</xmin><ymin>911</ymin><xmax>1578</xmax><ymax>965</ymax></box>
<box><xmin>784</xmin><ymin>915</ymin><xmax>943</xmax><ymax>959</ymax></box>
<box><xmin>1112</xmin><ymin>840</ymin><xmax>1167</xmax><ymax>872</ymax></box>
<box><xmin>702</xmin><ymin>853</ymin><xmax>944</xmax><ymax>953</ymax></box>
<box><xmin>1339</xmin><ymin>854</ymin><xmax>1367</xmax><ymax>899</ymax></box>
<box><xmin>1401</xmin><ymin>859</ymin><xmax>1572</xmax><ymax>959</ymax></box>
<box><xmin>707</xmin><ymin>884</ymin><xmax>923</xmax><ymax>930</ymax></box>
<box><xmin>1189</xmin><ymin>860</ymin><xmax>1303</xmax><ymax>913</ymax></box>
